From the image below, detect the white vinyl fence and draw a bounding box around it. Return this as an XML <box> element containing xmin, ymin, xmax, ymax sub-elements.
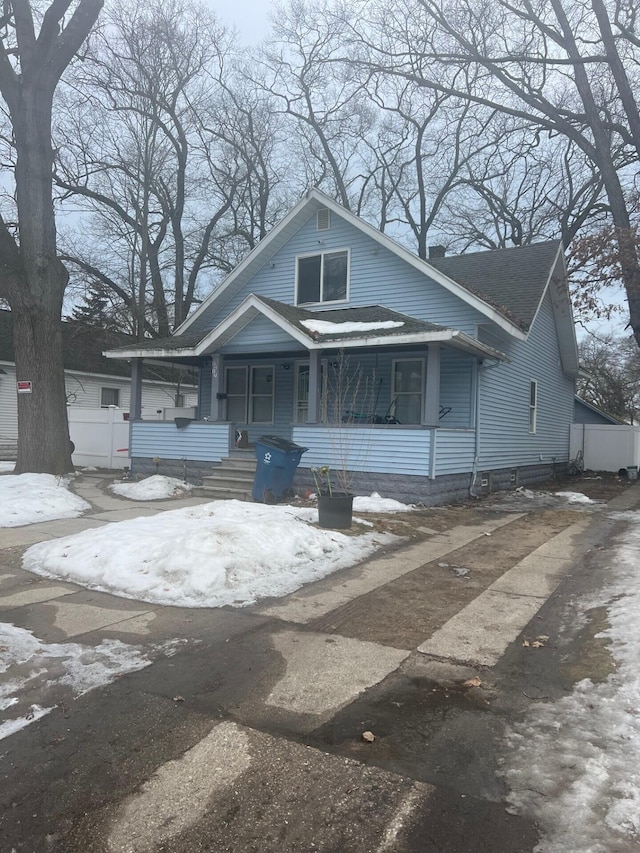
<box><xmin>68</xmin><ymin>407</ymin><xmax>131</xmax><ymax>470</ymax></box>
<box><xmin>570</xmin><ymin>423</ymin><xmax>640</xmax><ymax>472</ymax></box>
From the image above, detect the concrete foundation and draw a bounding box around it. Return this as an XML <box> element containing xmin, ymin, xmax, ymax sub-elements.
<box><xmin>131</xmin><ymin>456</ymin><xmax>563</xmax><ymax>506</ymax></box>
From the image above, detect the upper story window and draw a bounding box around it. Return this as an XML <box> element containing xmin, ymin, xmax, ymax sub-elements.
<box><xmin>296</xmin><ymin>249</ymin><xmax>349</xmax><ymax>305</ymax></box>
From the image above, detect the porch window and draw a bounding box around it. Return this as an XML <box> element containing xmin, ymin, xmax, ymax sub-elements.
<box><xmin>296</xmin><ymin>250</ymin><xmax>349</xmax><ymax>305</ymax></box>
<box><xmin>392</xmin><ymin>359</ymin><xmax>424</xmax><ymax>424</ymax></box>
<box><xmin>101</xmin><ymin>387</ymin><xmax>120</xmax><ymax>407</ymax></box>
<box><xmin>529</xmin><ymin>380</ymin><xmax>538</xmax><ymax>433</ymax></box>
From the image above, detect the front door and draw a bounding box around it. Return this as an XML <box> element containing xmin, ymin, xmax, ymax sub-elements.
<box><xmin>224</xmin><ymin>365</ymin><xmax>275</xmax><ymax>425</ymax></box>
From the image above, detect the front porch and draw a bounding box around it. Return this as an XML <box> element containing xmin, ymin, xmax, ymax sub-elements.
<box><xmin>129</xmin><ymin>419</ymin><xmax>477</xmax><ymax>485</ymax></box>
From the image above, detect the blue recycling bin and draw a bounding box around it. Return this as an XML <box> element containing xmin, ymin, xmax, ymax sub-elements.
<box><xmin>252</xmin><ymin>435</ymin><xmax>308</xmax><ymax>502</ymax></box>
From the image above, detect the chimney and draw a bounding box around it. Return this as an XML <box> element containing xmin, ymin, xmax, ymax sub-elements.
<box><xmin>429</xmin><ymin>245</ymin><xmax>446</xmax><ymax>259</ymax></box>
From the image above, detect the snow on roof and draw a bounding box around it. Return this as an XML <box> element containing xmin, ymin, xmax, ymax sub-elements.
<box><xmin>301</xmin><ymin>319</ymin><xmax>405</xmax><ymax>335</ymax></box>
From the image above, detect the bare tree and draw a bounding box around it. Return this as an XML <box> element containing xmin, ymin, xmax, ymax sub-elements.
<box><xmin>578</xmin><ymin>334</ymin><xmax>640</xmax><ymax>423</ymax></box>
<box><xmin>0</xmin><ymin>0</ymin><xmax>103</xmax><ymax>474</ymax></box>
<box><xmin>337</xmin><ymin>0</ymin><xmax>640</xmax><ymax>344</ymax></box>
<box><xmin>56</xmin><ymin>0</ymin><xmax>246</xmax><ymax>337</ymax></box>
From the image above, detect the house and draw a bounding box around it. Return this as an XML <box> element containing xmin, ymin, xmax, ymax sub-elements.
<box><xmin>105</xmin><ymin>190</ymin><xmax>579</xmax><ymax>504</ymax></box>
<box><xmin>0</xmin><ymin>310</ymin><xmax>198</xmax><ymax>449</ymax></box>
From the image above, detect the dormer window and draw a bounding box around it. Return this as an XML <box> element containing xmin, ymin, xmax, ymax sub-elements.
<box><xmin>296</xmin><ymin>249</ymin><xmax>349</xmax><ymax>305</ymax></box>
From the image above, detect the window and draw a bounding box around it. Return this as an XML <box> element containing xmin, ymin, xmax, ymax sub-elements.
<box><xmin>101</xmin><ymin>387</ymin><xmax>120</xmax><ymax>407</ymax></box>
<box><xmin>392</xmin><ymin>359</ymin><xmax>424</xmax><ymax>424</ymax></box>
<box><xmin>296</xmin><ymin>250</ymin><xmax>348</xmax><ymax>305</ymax></box>
<box><xmin>529</xmin><ymin>380</ymin><xmax>538</xmax><ymax>433</ymax></box>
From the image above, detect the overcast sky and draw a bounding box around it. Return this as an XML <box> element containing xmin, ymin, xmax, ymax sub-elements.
<box><xmin>208</xmin><ymin>0</ymin><xmax>275</xmax><ymax>43</ymax></box>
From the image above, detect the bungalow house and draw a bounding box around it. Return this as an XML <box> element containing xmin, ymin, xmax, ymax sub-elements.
<box><xmin>0</xmin><ymin>310</ymin><xmax>197</xmax><ymax>451</ymax></box>
<box><xmin>105</xmin><ymin>190</ymin><xmax>579</xmax><ymax>504</ymax></box>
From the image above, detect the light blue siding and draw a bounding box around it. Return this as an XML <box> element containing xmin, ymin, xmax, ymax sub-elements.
<box><xmin>190</xmin><ymin>211</ymin><xmax>485</xmax><ymax>335</ymax></box>
<box><xmin>477</xmin><ymin>291</ymin><xmax>574</xmax><ymax>468</ymax></box>
<box><xmin>131</xmin><ymin>422</ymin><xmax>232</xmax><ymax>461</ymax></box>
<box><xmin>435</xmin><ymin>429</ymin><xmax>476</xmax><ymax>475</ymax></box>
<box><xmin>440</xmin><ymin>349</ymin><xmax>474</xmax><ymax>427</ymax></box>
<box><xmin>293</xmin><ymin>425</ymin><xmax>432</xmax><ymax>476</ymax></box>
<box><xmin>220</xmin><ymin>315</ymin><xmax>302</xmax><ymax>353</ymax></box>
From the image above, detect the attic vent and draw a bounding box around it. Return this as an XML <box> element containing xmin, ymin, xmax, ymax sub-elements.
<box><xmin>317</xmin><ymin>208</ymin><xmax>330</xmax><ymax>231</ymax></box>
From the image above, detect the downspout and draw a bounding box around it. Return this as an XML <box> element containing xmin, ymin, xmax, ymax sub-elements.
<box><xmin>469</xmin><ymin>357</ymin><xmax>501</xmax><ymax>499</ymax></box>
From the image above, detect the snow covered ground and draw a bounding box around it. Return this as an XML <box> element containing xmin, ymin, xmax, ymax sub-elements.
<box><xmin>503</xmin><ymin>510</ymin><xmax>640</xmax><ymax>853</ymax></box>
<box><xmin>23</xmin><ymin>500</ymin><xmax>397</xmax><ymax>608</ymax></box>
<box><xmin>0</xmin><ymin>622</ymin><xmax>170</xmax><ymax>741</ymax></box>
<box><xmin>0</xmin><ymin>473</ymin><xmax>90</xmax><ymax>527</ymax></box>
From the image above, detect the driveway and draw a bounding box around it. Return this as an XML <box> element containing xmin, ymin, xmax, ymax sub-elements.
<box><xmin>0</xmin><ymin>472</ymin><xmax>637</xmax><ymax>852</ymax></box>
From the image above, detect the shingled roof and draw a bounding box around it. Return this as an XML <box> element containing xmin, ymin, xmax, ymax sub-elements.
<box><xmin>429</xmin><ymin>240</ymin><xmax>562</xmax><ymax>331</ymax></box>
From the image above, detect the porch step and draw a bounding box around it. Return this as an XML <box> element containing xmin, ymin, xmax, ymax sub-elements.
<box><xmin>194</xmin><ymin>454</ymin><xmax>257</xmax><ymax>501</ymax></box>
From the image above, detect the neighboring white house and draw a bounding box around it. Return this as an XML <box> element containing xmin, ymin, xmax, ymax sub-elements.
<box><xmin>0</xmin><ymin>310</ymin><xmax>198</xmax><ymax>444</ymax></box>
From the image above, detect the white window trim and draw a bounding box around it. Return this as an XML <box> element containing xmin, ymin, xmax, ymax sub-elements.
<box><xmin>249</xmin><ymin>364</ymin><xmax>275</xmax><ymax>425</ymax></box>
<box><xmin>529</xmin><ymin>379</ymin><xmax>538</xmax><ymax>434</ymax></box>
<box><xmin>294</xmin><ymin>247</ymin><xmax>350</xmax><ymax>306</ymax></box>
<box><xmin>391</xmin><ymin>358</ymin><xmax>425</xmax><ymax>425</ymax></box>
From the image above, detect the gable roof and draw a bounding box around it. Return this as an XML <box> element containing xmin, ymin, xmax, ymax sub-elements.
<box><xmin>0</xmin><ymin>310</ymin><xmax>196</xmax><ymax>385</ymax></box>
<box><xmin>105</xmin><ymin>295</ymin><xmax>507</xmax><ymax>362</ymax></box>
<box><xmin>176</xmin><ymin>189</ymin><xmax>565</xmax><ymax>341</ymax></box>
<box><xmin>429</xmin><ymin>240</ymin><xmax>562</xmax><ymax>332</ymax></box>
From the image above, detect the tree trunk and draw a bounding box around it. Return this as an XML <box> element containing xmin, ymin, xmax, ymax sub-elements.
<box><xmin>13</xmin><ymin>306</ymin><xmax>72</xmax><ymax>474</ymax></box>
<box><xmin>10</xmin><ymin>85</ymin><xmax>73</xmax><ymax>473</ymax></box>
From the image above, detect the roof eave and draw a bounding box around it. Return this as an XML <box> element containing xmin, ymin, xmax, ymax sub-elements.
<box><xmin>104</xmin><ymin>347</ymin><xmax>197</xmax><ymax>359</ymax></box>
<box><xmin>175</xmin><ymin>188</ymin><xmax>528</xmax><ymax>339</ymax></box>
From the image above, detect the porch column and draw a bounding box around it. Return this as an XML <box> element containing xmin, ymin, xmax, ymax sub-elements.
<box><xmin>307</xmin><ymin>349</ymin><xmax>321</xmax><ymax>423</ymax></box>
<box><xmin>423</xmin><ymin>344</ymin><xmax>440</xmax><ymax>426</ymax></box>
<box><xmin>209</xmin><ymin>354</ymin><xmax>224</xmax><ymax>421</ymax></box>
<box><xmin>130</xmin><ymin>358</ymin><xmax>143</xmax><ymax>420</ymax></box>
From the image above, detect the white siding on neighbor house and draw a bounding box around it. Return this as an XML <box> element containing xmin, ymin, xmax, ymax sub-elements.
<box><xmin>293</xmin><ymin>425</ymin><xmax>432</xmax><ymax>476</ymax></box>
<box><xmin>0</xmin><ymin>362</ymin><xmax>197</xmax><ymax>441</ymax></box>
<box><xmin>477</xmin><ymin>290</ymin><xmax>575</xmax><ymax>469</ymax></box>
<box><xmin>131</xmin><ymin>421</ymin><xmax>232</xmax><ymax>462</ymax></box>
<box><xmin>65</xmin><ymin>371</ymin><xmax>198</xmax><ymax>412</ymax></box>
<box><xmin>189</xmin><ymin>211</ymin><xmax>486</xmax><ymax>336</ymax></box>
<box><xmin>0</xmin><ymin>363</ymin><xmax>18</xmax><ymax>440</ymax></box>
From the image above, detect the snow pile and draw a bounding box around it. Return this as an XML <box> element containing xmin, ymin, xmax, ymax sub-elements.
<box><xmin>0</xmin><ymin>474</ymin><xmax>90</xmax><ymax>527</ymax></box>
<box><xmin>0</xmin><ymin>621</ymin><xmax>154</xmax><ymax>740</ymax></box>
<box><xmin>502</xmin><ymin>512</ymin><xmax>640</xmax><ymax>852</ymax></box>
<box><xmin>353</xmin><ymin>492</ymin><xmax>414</xmax><ymax>513</ymax></box>
<box><xmin>554</xmin><ymin>491</ymin><xmax>595</xmax><ymax>504</ymax></box>
<box><xmin>23</xmin><ymin>500</ymin><xmax>396</xmax><ymax>608</ymax></box>
<box><xmin>111</xmin><ymin>475</ymin><xmax>193</xmax><ymax>501</ymax></box>
<box><xmin>0</xmin><ymin>461</ymin><xmax>15</xmax><ymax>473</ymax></box>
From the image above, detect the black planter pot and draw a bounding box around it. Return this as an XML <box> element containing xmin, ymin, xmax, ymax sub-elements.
<box><xmin>317</xmin><ymin>493</ymin><xmax>354</xmax><ymax>529</ymax></box>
